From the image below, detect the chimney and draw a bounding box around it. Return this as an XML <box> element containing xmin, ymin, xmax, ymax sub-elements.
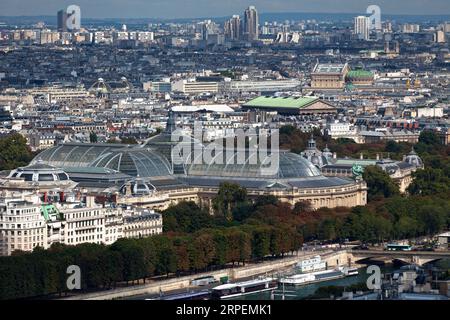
<box><xmin>86</xmin><ymin>195</ymin><xmax>95</xmax><ymax>207</ymax></box>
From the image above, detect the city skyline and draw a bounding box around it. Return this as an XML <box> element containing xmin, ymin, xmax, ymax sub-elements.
<box><xmin>1</xmin><ymin>0</ymin><xmax>450</xmax><ymax>19</ymax></box>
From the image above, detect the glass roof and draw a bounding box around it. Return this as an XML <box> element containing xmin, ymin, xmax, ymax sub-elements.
<box><xmin>187</xmin><ymin>150</ymin><xmax>322</xmax><ymax>179</ymax></box>
<box><xmin>33</xmin><ymin>143</ymin><xmax>172</xmax><ymax>178</ymax></box>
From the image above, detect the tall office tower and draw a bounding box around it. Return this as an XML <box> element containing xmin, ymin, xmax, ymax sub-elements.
<box><xmin>394</xmin><ymin>41</ymin><xmax>400</xmax><ymax>54</ymax></box>
<box><xmin>225</xmin><ymin>15</ymin><xmax>241</xmax><ymax>40</ymax></box>
<box><xmin>384</xmin><ymin>41</ymin><xmax>390</xmax><ymax>53</ymax></box>
<box><xmin>402</xmin><ymin>24</ymin><xmax>420</xmax><ymax>33</ymax></box>
<box><xmin>354</xmin><ymin>16</ymin><xmax>370</xmax><ymax>40</ymax></box>
<box><xmin>57</xmin><ymin>9</ymin><xmax>68</xmax><ymax>32</ymax></box>
<box><xmin>435</xmin><ymin>30</ymin><xmax>446</xmax><ymax>43</ymax></box>
<box><xmin>243</xmin><ymin>6</ymin><xmax>259</xmax><ymax>41</ymax></box>
<box><xmin>201</xmin><ymin>20</ymin><xmax>214</xmax><ymax>41</ymax></box>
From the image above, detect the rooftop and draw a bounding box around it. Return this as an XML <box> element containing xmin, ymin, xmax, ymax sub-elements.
<box><xmin>243</xmin><ymin>96</ymin><xmax>319</xmax><ymax>109</ymax></box>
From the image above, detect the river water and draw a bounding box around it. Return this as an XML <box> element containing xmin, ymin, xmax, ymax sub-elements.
<box><xmin>230</xmin><ymin>266</ymin><xmax>396</xmax><ymax>300</ymax></box>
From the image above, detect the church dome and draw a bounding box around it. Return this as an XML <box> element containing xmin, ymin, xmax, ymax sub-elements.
<box><xmin>404</xmin><ymin>148</ymin><xmax>423</xmax><ymax>167</ymax></box>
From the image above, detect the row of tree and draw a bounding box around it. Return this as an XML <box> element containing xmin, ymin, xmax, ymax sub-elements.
<box><xmin>0</xmin><ymin>199</ymin><xmax>301</xmax><ymax>300</ymax></box>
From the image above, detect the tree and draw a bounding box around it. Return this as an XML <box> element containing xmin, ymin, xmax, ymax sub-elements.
<box><xmin>173</xmin><ymin>237</ymin><xmax>191</xmax><ymax>275</ymax></box>
<box><xmin>250</xmin><ymin>226</ymin><xmax>271</xmax><ymax>259</ymax></box>
<box><xmin>293</xmin><ymin>200</ymin><xmax>313</xmax><ymax>214</ymax></box>
<box><xmin>120</xmin><ymin>136</ymin><xmax>138</xmax><ymax>144</ymax></box>
<box><xmin>151</xmin><ymin>236</ymin><xmax>177</xmax><ymax>277</ymax></box>
<box><xmin>0</xmin><ymin>133</ymin><xmax>34</xmax><ymax>170</ymax></box>
<box><xmin>110</xmin><ymin>239</ymin><xmax>146</xmax><ymax>284</ymax></box>
<box><xmin>407</xmin><ymin>168</ymin><xmax>450</xmax><ymax>196</ymax></box>
<box><xmin>385</xmin><ymin>140</ymin><xmax>402</xmax><ymax>153</ymax></box>
<box><xmin>163</xmin><ymin>201</ymin><xmax>213</xmax><ymax>233</ymax></box>
<box><xmin>89</xmin><ymin>132</ymin><xmax>98</xmax><ymax>143</ymax></box>
<box><xmin>363</xmin><ymin>165</ymin><xmax>400</xmax><ymax>200</ymax></box>
<box><xmin>212</xmin><ymin>182</ymin><xmax>248</xmax><ymax>221</ymax></box>
<box><xmin>418</xmin><ymin>130</ymin><xmax>441</xmax><ymax>146</ymax></box>
<box><xmin>189</xmin><ymin>232</ymin><xmax>216</xmax><ymax>271</ymax></box>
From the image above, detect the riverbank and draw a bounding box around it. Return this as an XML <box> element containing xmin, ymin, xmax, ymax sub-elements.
<box><xmin>61</xmin><ymin>250</ymin><xmax>339</xmax><ymax>300</ymax></box>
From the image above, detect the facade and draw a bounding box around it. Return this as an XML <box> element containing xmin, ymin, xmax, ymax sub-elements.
<box><xmin>172</xmin><ymin>80</ymin><xmax>219</xmax><ymax>94</ymax></box>
<box><xmin>354</xmin><ymin>16</ymin><xmax>370</xmax><ymax>40</ymax></box>
<box><xmin>0</xmin><ymin>198</ymin><xmax>47</xmax><ymax>256</ymax></box>
<box><xmin>345</xmin><ymin>70</ymin><xmax>375</xmax><ymax>86</ymax></box>
<box><xmin>225</xmin><ymin>15</ymin><xmax>241</xmax><ymax>41</ymax></box>
<box><xmin>29</xmin><ymin>133</ymin><xmax>56</xmax><ymax>151</ymax></box>
<box><xmin>57</xmin><ymin>10</ymin><xmax>68</xmax><ymax>32</ymax></box>
<box><xmin>123</xmin><ymin>209</ymin><xmax>163</xmax><ymax>239</ymax></box>
<box><xmin>243</xmin><ymin>6</ymin><xmax>259</xmax><ymax>41</ymax></box>
<box><xmin>301</xmin><ymin>137</ymin><xmax>423</xmax><ymax>193</ymax></box>
<box><xmin>0</xmin><ymin>192</ymin><xmax>163</xmax><ymax>256</ymax></box>
<box><xmin>311</xmin><ymin>63</ymin><xmax>350</xmax><ymax>89</ymax></box>
<box><xmin>220</xmin><ymin>79</ymin><xmax>301</xmax><ymax>93</ymax></box>
<box><xmin>242</xmin><ymin>96</ymin><xmax>338</xmax><ymax>115</ymax></box>
<box><xmin>143</xmin><ymin>81</ymin><xmax>172</xmax><ymax>93</ymax></box>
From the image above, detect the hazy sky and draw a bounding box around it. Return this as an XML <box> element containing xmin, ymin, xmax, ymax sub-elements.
<box><xmin>1</xmin><ymin>0</ymin><xmax>449</xmax><ymax>18</ymax></box>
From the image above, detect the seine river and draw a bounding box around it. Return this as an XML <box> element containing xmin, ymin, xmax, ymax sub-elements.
<box><xmin>230</xmin><ymin>266</ymin><xmax>395</xmax><ymax>300</ymax></box>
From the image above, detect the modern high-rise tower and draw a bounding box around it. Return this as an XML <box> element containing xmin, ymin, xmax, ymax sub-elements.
<box><xmin>57</xmin><ymin>9</ymin><xmax>68</xmax><ymax>32</ymax></box>
<box><xmin>354</xmin><ymin>16</ymin><xmax>370</xmax><ymax>41</ymax></box>
<box><xmin>243</xmin><ymin>6</ymin><xmax>259</xmax><ymax>41</ymax></box>
<box><xmin>225</xmin><ymin>15</ymin><xmax>241</xmax><ymax>41</ymax></box>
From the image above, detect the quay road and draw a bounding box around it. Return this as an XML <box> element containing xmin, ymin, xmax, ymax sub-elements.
<box><xmin>61</xmin><ymin>250</ymin><xmax>333</xmax><ymax>300</ymax></box>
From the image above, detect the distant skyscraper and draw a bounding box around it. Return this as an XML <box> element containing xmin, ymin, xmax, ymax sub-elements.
<box><xmin>435</xmin><ymin>30</ymin><xmax>446</xmax><ymax>43</ymax></box>
<box><xmin>57</xmin><ymin>9</ymin><xmax>68</xmax><ymax>32</ymax></box>
<box><xmin>243</xmin><ymin>6</ymin><xmax>259</xmax><ymax>41</ymax></box>
<box><xmin>225</xmin><ymin>15</ymin><xmax>241</xmax><ymax>40</ymax></box>
<box><xmin>354</xmin><ymin>16</ymin><xmax>370</xmax><ymax>41</ymax></box>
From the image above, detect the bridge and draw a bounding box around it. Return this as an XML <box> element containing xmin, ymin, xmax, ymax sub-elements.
<box><xmin>349</xmin><ymin>250</ymin><xmax>450</xmax><ymax>266</ymax></box>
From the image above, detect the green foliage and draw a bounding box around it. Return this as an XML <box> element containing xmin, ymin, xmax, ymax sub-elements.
<box><xmin>0</xmin><ymin>133</ymin><xmax>34</xmax><ymax>170</ymax></box>
<box><xmin>163</xmin><ymin>201</ymin><xmax>213</xmax><ymax>233</ymax></box>
<box><xmin>120</xmin><ymin>136</ymin><xmax>138</xmax><ymax>144</ymax></box>
<box><xmin>89</xmin><ymin>132</ymin><xmax>98</xmax><ymax>143</ymax></box>
<box><xmin>363</xmin><ymin>165</ymin><xmax>400</xmax><ymax>200</ymax></box>
<box><xmin>407</xmin><ymin>168</ymin><xmax>450</xmax><ymax>196</ymax></box>
<box><xmin>212</xmin><ymin>182</ymin><xmax>248</xmax><ymax>221</ymax></box>
<box><xmin>418</xmin><ymin>130</ymin><xmax>441</xmax><ymax>146</ymax></box>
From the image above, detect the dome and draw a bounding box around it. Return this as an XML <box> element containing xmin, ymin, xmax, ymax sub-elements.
<box><xmin>187</xmin><ymin>150</ymin><xmax>322</xmax><ymax>179</ymax></box>
<box><xmin>144</xmin><ymin>111</ymin><xmax>204</xmax><ymax>174</ymax></box>
<box><xmin>8</xmin><ymin>161</ymin><xmax>71</xmax><ymax>183</ymax></box>
<box><xmin>90</xmin><ymin>147</ymin><xmax>172</xmax><ymax>178</ymax></box>
<box><xmin>322</xmin><ymin>145</ymin><xmax>333</xmax><ymax>159</ymax></box>
<box><xmin>120</xmin><ymin>178</ymin><xmax>156</xmax><ymax>196</ymax></box>
<box><xmin>404</xmin><ymin>148</ymin><xmax>423</xmax><ymax>167</ymax></box>
<box><xmin>377</xmin><ymin>160</ymin><xmax>400</xmax><ymax>175</ymax></box>
<box><xmin>311</xmin><ymin>155</ymin><xmax>321</xmax><ymax>166</ymax></box>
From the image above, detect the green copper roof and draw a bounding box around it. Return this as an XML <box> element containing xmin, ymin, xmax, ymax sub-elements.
<box><xmin>41</xmin><ymin>204</ymin><xmax>62</xmax><ymax>221</ymax></box>
<box><xmin>243</xmin><ymin>96</ymin><xmax>319</xmax><ymax>109</ymax></box>
<box><xmin>346</xmin><ymin>70</ymin><xmax>374</xmax><ymax>79</ymax></box>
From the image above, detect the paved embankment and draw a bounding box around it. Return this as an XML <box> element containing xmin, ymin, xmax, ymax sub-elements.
<box><xmin>62</xmin><ymin>251</ymin><xmax>341</xmax><ymax>300</ymax></box>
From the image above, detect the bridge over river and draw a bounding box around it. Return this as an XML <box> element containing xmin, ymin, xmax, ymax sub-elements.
<box><xmin>349</xmin><ymin>250</ymin><xmax>450</xmax><ymax>266</ymax></box>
